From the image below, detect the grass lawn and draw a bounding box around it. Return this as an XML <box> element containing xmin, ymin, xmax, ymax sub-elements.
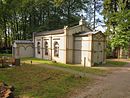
<box><xmin>0</xmin><ymin>53</ymin><xmax>12</xmax><ymax>57</ymax></box>
<box><xmin>0</xmin><ymin>56</ymin><xmax>127</xmax><ymax>97</ymax></box>
<box><xmin>0</xmin><ymin>64</ymin><xmax>92</xmax><ymax>98</ymax></box>
<box><xmin>22</xmin><ymin>58</ymin><xmax>108</xmax><ymax>76</ymax></box>
<box><xmin>98</xmin><ymin>60</ymin><xmax>128</xmax><ymax>67</ymax></box>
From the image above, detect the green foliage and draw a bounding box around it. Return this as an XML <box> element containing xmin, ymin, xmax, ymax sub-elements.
<box><xmin>106</xmin><ymin>61</ymin><xmax>127</xmax><ymax>67</ymax></box>
<box><xmin>0</xmin><ymin>0</ymin><xmax>89</xmax><ymax>48</ymax></box>
<box><xmin>103</xmin><ymin>0</ymin><xmax>130</xmax><ymax>50</ymax></box>
<box><xmin>0</xmin><ymin>53</ymin><xmax>12</xmax><ymax>57</ymax></box>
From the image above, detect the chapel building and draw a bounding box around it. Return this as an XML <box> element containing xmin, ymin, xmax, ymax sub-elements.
<box><xmin>13</xmin><ymin>19</ymin><xmax>106</xmax><ymax>67</ymax></box>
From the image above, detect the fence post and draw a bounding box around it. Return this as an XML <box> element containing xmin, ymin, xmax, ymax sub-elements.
<box><xmin>84</xmin><ymin>57</ymin><xmax>86</xmax><ymax>76</ymax></box>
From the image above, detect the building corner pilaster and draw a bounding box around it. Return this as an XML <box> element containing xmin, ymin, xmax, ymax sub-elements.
<box><xmin>64</xmin><ymin>26</ymin><xmax>68</xmax><ymax>64</ymax></box>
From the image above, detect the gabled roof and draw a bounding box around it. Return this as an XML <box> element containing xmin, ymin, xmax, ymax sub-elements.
<box><xmin>35</xmin><ymin>29</ymin><xmax>64</xmax><ymax>36</ymax></box>
<box><xmin>74</xmin><ymin>31</ymin><xmax>103</xmax><ymax>36</ymax></box>
<box><xmin>34</xmin><ymin>20</ymin><xmax>93</xmax><ymax>37</ymax></box>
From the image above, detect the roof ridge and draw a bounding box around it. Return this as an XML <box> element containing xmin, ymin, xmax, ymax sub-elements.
<box><xmin>35</xmin><ymin>28</ymin><xmax>64</xmax><ymax>36</ymax></box>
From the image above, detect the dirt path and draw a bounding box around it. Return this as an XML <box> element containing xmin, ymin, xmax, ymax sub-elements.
<box><xmin>70</xmin><ymin>63</ymin><xmax>130</xmax><ymax>98</ymax></box>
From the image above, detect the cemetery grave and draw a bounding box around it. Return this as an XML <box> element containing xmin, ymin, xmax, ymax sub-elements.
<box><xmin>0</xmin><ymin>56</ymin><xmax>20</xmax><ymax>68</ymax></box>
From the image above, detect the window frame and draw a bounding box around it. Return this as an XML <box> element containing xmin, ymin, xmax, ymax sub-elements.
<box><xmin>54</xmin><ymin>41</ymin><xmax>59</xmax><ymax>57</ymax></box>
<box><xmin>37</xmin><ymin>42</ymin><xmax>40</xmax><ymax>54</ymax></box>
<box><xmin>45</xmin><ymin>41</ymin><xmax>49</xmax><ymax>55</ymax></box>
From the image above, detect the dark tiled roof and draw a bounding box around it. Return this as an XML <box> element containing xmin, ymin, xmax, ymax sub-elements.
<box><xmin>74</xmin><ymin>31</ymin><xmax>102</xmax><ymax>36</ymax></box>
<box><xmin>14</xmin><ymin>40</ymin><xmax>33</xmax><ymax>44</ymax></box>
<box><xmin>35</xmin><ymin>29</ymin><xmax>64</xmax><ymax>36</ymax></box>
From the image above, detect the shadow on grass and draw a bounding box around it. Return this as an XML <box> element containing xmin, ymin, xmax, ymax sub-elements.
<box><xmin>0</xmin><ymin>64</ymin><xmax>92</xmax><ymax>98</ymax></box>
<box><xmin>21</xmin><ymin>57</ymin><xmax>108</xmax><ymax>76</ymax></box>
<box><xmin>94</xmin><ymin>61</ymin><xmax>128</xmax><ymax>67</ymax></box>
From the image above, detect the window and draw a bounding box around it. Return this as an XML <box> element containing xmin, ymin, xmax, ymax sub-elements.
<box><xmin>37</xmin><ymin>42</ymin><xmax>40</xmax><ymax>54</ymax></box>
<box><xmin>98</xmin><ymin>42</ymin><xmax>101</xmax><ymax>45</ymax></box>
<box><xmin>45</xmin><ymin>41</ymin><xmax>48</xmax><ymax>55</ymax></box>
<box><xmin>54</xmin><ymin>42</ymin><xmax>59</xmax><ymax>57</ymax></box>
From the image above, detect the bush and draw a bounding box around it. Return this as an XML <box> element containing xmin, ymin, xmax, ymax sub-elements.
<box><xmin>0</xmin><ymin>47</ymin><xmax>12</xmax><ymax>54</ymax></box>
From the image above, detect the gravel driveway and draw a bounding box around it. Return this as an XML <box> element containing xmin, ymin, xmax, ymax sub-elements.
<box><xmin>70</xmin><ymin>62</ymin><xmax>130</xmax><ymax>98</ymax></box>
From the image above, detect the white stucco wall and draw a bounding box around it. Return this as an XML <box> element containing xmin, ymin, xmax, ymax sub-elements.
<box><xmin>74</xmin><ymin>37</ymin><xmax>82</xmax><ymax>64</ymax></box>
<box><xmin>13</xmin><ymin>43</ymin><xmax>34</xmax><ymax>58</ymax></box>
<box><xmin>35</xmin><ymin>34</ymin><xmax>66</xmax><ymax>63</ymax></box>
<box><xmin>19</xmin><ymin>46</ymin><xmax>33</xmax><ymax>58</ymax></box>
<box><xmin>51</xmin><ymin>34</ymin><xmax>66</xmax><ymax>63</ymax></box>
<box><xmin>92</xmin><ymin>33</ymin><xmax>106</xmax><ymax>65</ymax></box>
<box><xmin>35</xmin><ymin>37</ymin><xmax>42</xmax><ymax>58</ymax></box>
<box><xmin>81</xmin><ymin>36</ymin><xmax>92</xmax><ymax>67</ymax></box>
<box><xmin>74</xmin><ymin>35</ymin><xmax>92</xmax><ymax>67</ymax></box>
<box><xmin>66</xmin><ymin>24</ymin><xmax>92</xmax><ymax>64</ymax></box>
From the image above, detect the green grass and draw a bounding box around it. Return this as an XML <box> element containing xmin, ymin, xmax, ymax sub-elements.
<box><xmin>97</xmin><ymin>61</ymin><xmax>128</xmax><ymax>67</ymax></box>
<box><xmin>0</xmin><ymin>64</ymin><xmax>92</xmax><ymax>98</ymax></box>
<box><xmin>22</xmin><ymin>58</ymin><xmax>108</xmax><ymax>76</ymax></box>
<box><xmin>0</xmin><ymin>53</ymin><xmax>12</xmax><ymax>57</ymax></box>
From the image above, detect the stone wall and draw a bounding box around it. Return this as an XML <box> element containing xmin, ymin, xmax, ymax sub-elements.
<box><xmin>13</xmin><ymin>43</ymin><xmax>34</xmax><ymax>58</ymax></box>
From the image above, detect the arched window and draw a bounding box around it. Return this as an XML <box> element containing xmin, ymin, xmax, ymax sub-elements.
<box><xmin>54</xmin><ymin>42</ymin><xmax>59</xmax><ymax>57</ymax></box>
<box><xmin>37</xmin><ymin>42</ymin><xmax>40</xmax><ymax>54</ymax></box>
<box><xmin>45</xmin><ymin>41</ymin><xmax>48</xmax><ymax>55</ymax></box>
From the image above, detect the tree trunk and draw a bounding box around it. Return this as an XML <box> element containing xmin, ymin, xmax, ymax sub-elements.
<box><xmin>93</xmin><ymin>0</ymin><xmax>96</xmax><ymax>30</ymax></box>
<box><xmin>3</xmin><ymin>18</ymin><xmax>7</xmax><ymax>48</ymax></box>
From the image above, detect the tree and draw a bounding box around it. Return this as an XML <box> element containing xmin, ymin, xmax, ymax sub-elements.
<box><xmin>85</xmin><ymin>0</ymin><xmax>103</xmax><ymax>29</ymax></box>
<box><xmin>103</xmin><ymin>0</ymin><xmax>130</xmax><ymax>58</ymax></box>
<box><xmin>0</xmin><ymin>0</ymin><xmax>91</xmax><ymax>49</ymax></box>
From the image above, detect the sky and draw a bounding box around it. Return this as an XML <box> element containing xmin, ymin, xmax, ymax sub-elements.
<box><xmin>83</xmin><ymin>0</ymin><xmax>107</xmax><ymax>32</ymax></box>
<box><xmin>95</xmin><ymin>12</ymin><xmax>107</xmax><ymax>32</ymax></box>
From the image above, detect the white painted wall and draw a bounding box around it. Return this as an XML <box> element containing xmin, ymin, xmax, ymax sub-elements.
<box><xmin>13</xmin><ymin>44</ymin><xmax>34</xmax><ymax>58</ymax></box>
<box><xmin>35</xmin><ymin>37</ymin><xmax>42</xmax><ymax>58</ymax></box>
<box><xmin>51</xmin><ymin>34</ymin><xmax>66</xmax><ymax>63</ymax></box>
<box><xmin>92</xmin><ymin>33</ymin><xmax>106</xmax><ymax>65</ymax></box>
<box><xmin>35</xmin><ymin>34</ymin><xmax>66</xmax><ymax>63</ymax></box>
<box><xmin>66</xmin><ymin>24</ymin><xmax>92</xmax><ymax>64</ymax></box>
<box><xmin>19</xmin><ymin>46</ymin><xmax>33</xmax><ymax>58</ymax></box>
<box><xmin>81</xmin><ymin>36</ymin><xmax>92</xmax><ymax>67</ymax></box>
<box><xmin>74</xmin><ymin>36</ymin><xmax>92</xmax><ymax>67</ymax></box>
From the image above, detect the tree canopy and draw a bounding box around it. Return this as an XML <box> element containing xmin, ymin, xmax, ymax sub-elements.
<box><xmin>103</xmin><ymin>0</ymin><xmax>130</xmax><ymax>49</ymax></box>
<box><xmin>0</xmin><ymin>0</ymin><xmax>91</xmax><ymax>49</ymax></box>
